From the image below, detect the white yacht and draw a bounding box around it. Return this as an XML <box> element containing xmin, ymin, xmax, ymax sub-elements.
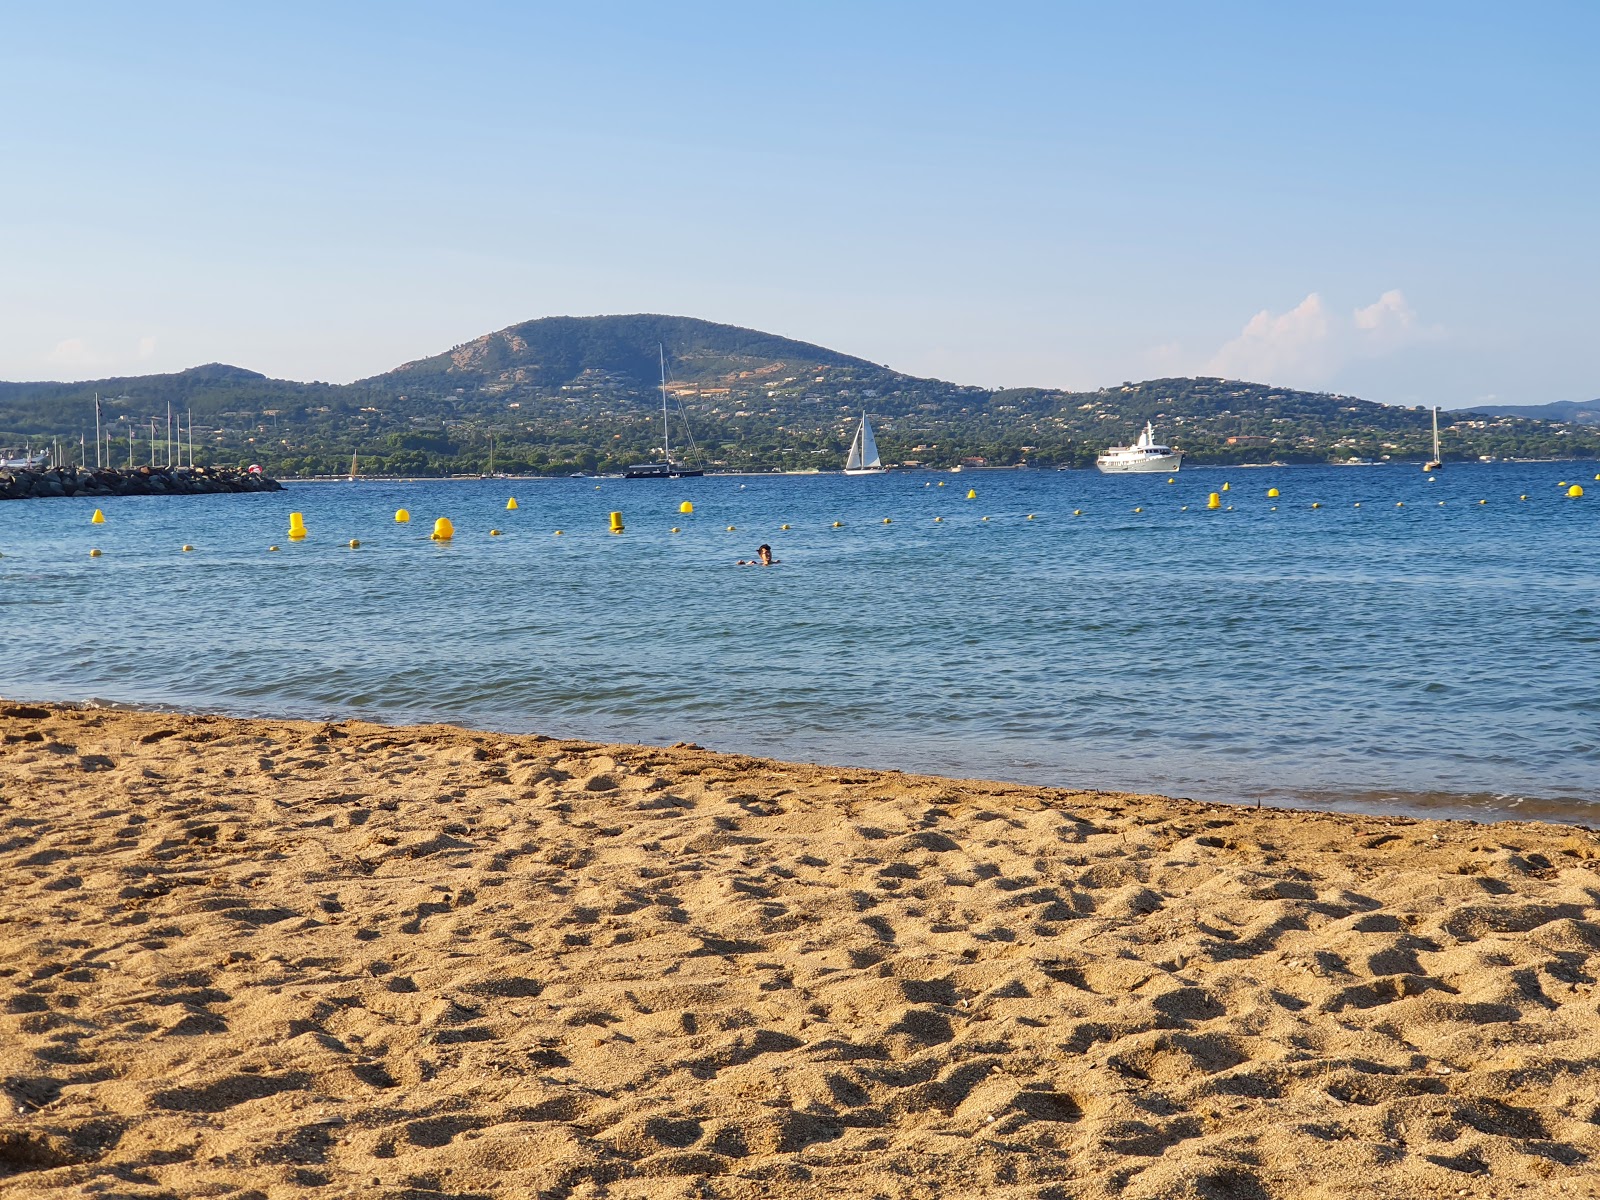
<box><xmin>1</xmin><ymin>446</ymin><xmax>49</xmax><ymax>470</ymax></box>
<box><xmin>1095</xmin><ymin>422</ymin><xmax>1182</xmax><ymax>473</ymax></box>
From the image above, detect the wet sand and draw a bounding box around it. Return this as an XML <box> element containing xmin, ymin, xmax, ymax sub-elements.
<box><xmin>2</xmin><ymin>702</ymin><xmax>1598</xmax><ymax>1198</ymax></box>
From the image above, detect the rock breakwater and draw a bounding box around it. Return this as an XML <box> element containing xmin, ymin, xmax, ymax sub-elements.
<box><xmin>0</xmin><ymin>464</ymin><xmax>283</xmax><ymax>500</ymax></box>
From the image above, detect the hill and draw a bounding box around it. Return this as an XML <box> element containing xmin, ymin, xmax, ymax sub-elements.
<box><xmin>1</xmin><ymin>315</ymin><xmax>1596</xmax><ymax>475</ymax></box>
<box><xmin>1454</xmin><ymin>398</ymin><xmax>1600</xmax><ymax>426</ymax></box>
<box><xmin>373</xmin><ymin>314</ymin><xmax>885</xmax><ymax>393</ymax></box>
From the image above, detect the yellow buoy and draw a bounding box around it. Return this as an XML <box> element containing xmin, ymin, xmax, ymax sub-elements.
<box><xmin>1396</xmin><ymin>502</ymin><xmax>1404</xmax><ymax>507</ymax></box>
<box><xmin>1478</xmin><ymin>499</ymin><xmax>1486</xmax><ymax>505</ymax></box>
<box><xmin>679</xmin><ymin>501</ymin><xmax>693</xmax><ymax>514</ymax></box>
<box><xmin>780</xmin><ymin>524</ymin><xmax>791</xmax><ymax>530</ymax></box>
<box><xmin>1354</xmin><ymin>502</ymin><xmax>1361</xmax><ymax>508</ymax></box>
<box><xmin>1166</xmin><ymin>477</ymin><xmax>1175</xmax><ymax>484</ymax></box>
<box><xmin>937</xmin><ymin>481</ymin><xmax>946</xmax><ymax>487</ymax></box>
<box><xmin>1207</xmin><ymin>492</ymin><xmax>1222</xmax><ymax>509</ymax></box>
<box><xmin>1311</xmin><ymin>502</ymin><xmax>1321</xmax><ymax>509</ymax></box>
<box><xmin>1181</xmin><ymin>505</ymin><xmax>1189</xmax><ymax>511</ymax></box>
<box><xmin>670</xmin><ymin>527</ymin><xmax>680</xmax><ymax>533</ymax></box>
<box><xmin>1568</xmin><ymin>484</ymin><xmax>1585</xmax><ymax>498</ymax></box>
<box><xmin>832</xmin><ymin>521</ymin><xmax>843</xmax><ymax>528</ymax></box>
<box><xmin>268</xmin><ymin>545</ymin><xmax>280</xmax><ymax>552</ymax></box>
<box><xmin>506</xmin><ymin>497</ymin><xmax>518</xmax><ymax>511</ymax></box>
<box><xmin>1133</xmin><ymin>507</ymin><xmax>1142</xmax><ymax>513</ymax></box>
<box><xmin>554</xmin><ymin>530</ymin><xmax>564</xmax><ymax>536</ymax></box>
<box><xmin>726</xmin><ymin>524</ymin><xmax>736</xmax><ymax>531</ymax></box>
<box><xmin>1027</xmin><ymin>514</ymin><xmax>1035</xmax><ymax>520</ymax></box>
<box><xmin>1072</xmin><ymin>509</ymin><xmax>1082</xmax><ymax>516</ymax></box>
<box><xmin>609</xmin><ymin>512</ymin><xmax>624</xmax><ymax>533</ymax></box>
<box><xmin>489</xmin><ymin>529</ymin><xmax>502</xmax><ymax>536</ymax></box>
<box><xmin>431</xmin><ymin>517</ymin><xmax>455</xmax><ymax>541</ymax></box>
<box><xmin>90</xmin><ymin>508</ymin><xmax>105</xmax><ymax>524</ymax></box>
<box><xmin>1558</xmin><ymin>482</ymin><xmax>1567</xmax><ymax>487</ymax></box>
<box><xmin>288</xmin><ymin>512</ymin><xmax>307</xmax><ymax>540</ymax></box>
<box><xmin>883</xmin><ymin>517</ymin><xmax>892</xmax><ymax>524</ymax></box>
<box><xmin>981</xmin><ymin>515</ymin><xmax>990</xmax><ymax>522</ymax></box>
<box><xmin>395</xmin><ymin>508</ymin><xmax>410</xmax><ymax>523</ymax></box>
<box><xmin>348</xmin><ymin>539</ymin><xmax>361</xmax><ymax>548</ymax></box>
<box><xmin>966</xmin><ymin>488</ymin><xmax>977</xmax><ymax>499</ymax></box>
<box><xmin>1221</xmin><ymin>482</ymin><xmax>1230</xmax><ymax>491</ymax></box>
<box><xmin>89</xmin><ymin>548</ymin><xmax>102</xmax><ymax>557</ymax></box>
<box><xmin>1267</xmin><ymin>488</ymin><xmax>1279</xmax><ymax>498</ymax></box>
<box><xmin>1520</xmin><ymin>494</ymin><xmax>1527</xmax><ymax>501</ymax></box>
<box><xmin>933</xmin><ymin>516</ymin><xmax>943</xmax><ymax>523</ymax></box>
<box><xmin>181</xmin><ymin>544</ymin><xmax>194</xmax><ymax>552</ymax></box>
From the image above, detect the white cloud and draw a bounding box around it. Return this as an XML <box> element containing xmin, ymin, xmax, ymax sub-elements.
<box><xmin>1206</xmin><ymin>293</ymin><xmax>1333</xmax><ymax>384</ymax></box>
<box><xmin>1205</xmin><ymin>289</ymin><xmax>1441</xmax><ymax>388</ymax></box>
<box><xmin>48</xmin><ymin>338</ymin><xmax>99</xmax><ymax>369</ymax></box>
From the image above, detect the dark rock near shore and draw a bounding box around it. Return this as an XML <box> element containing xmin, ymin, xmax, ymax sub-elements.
<box><xmin>0</xmin><ymin>465</ymin><xmax>283</xmax><ymax>500</ymax></box>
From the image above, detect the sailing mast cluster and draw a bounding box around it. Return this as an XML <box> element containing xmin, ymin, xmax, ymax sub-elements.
<box><xmin>10</xmin><ymin>396</ymin><xmax>203</xmax><ymax>472</ymax></box>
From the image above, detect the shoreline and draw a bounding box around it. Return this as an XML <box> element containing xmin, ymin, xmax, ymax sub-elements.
<box><xmin>4</xmin><ymin>694</ymin><xmax>1594</xmax><ymax>831</ymax></box>
<box><xmin>3</xmin><ymin>701</ymin><xmax>1599</xmax><ymax>1196</ymax></box>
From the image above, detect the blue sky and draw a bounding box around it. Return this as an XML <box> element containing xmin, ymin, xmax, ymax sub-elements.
<box><xmin>2</xmin><ymin>2</ymin><xmax>1595</xmax><ymax>405</ymax></box>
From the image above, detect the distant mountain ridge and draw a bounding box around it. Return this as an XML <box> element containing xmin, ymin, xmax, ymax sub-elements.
<box><xmin>1453</xmin><ymin>398</ymin><xmax>1600</xmax><ymax>426</ymax></box>
<box><xmin>1</xmin><ymin>314</ymin><xmax>1596</xmax><ymax>474</ymax></box>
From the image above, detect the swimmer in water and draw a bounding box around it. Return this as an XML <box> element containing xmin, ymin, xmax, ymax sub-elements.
<box><xmin>736</xmin><ymin>544</ymin><xmax>778</xmax><ymax>566</ymax></box>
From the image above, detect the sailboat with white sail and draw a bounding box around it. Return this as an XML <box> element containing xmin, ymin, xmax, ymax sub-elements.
<box><xmin>1422</xmin><ymin>406</ymin><xmax>1443</xmax><ymax>472</ymax></box>
<box><xmin>626</xmin><ymin>345</ymin><xmax>703</xmax><ymax>479</ymax></box>
<box><xmin>843</xmin><ymin>411</ymin><xmax>885</xmax><ymax>475</ymax></box>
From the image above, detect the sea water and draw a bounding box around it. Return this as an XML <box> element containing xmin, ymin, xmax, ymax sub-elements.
<box><xmin>2</xmin><ymin>464</ymin><xmax>1596</xmax><ymax>822</ymax></box>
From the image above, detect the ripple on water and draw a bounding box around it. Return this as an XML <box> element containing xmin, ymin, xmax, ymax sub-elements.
<box><xmin>3</xmin><ymin>466</ymin><xmax>1597</xmax><ymax>821</ymax></box>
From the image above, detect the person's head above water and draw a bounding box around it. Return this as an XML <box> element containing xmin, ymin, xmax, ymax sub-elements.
<box><xmin>738</xmin><ymin>544</ymin><xmax>778</xmax><ymax>566</ymax></box>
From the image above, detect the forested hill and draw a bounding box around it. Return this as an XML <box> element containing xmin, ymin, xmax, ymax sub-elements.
<box><xmin>373</xmin><ymin>314</ymin><xmax>887</xmax><ymax>393</ymax></box>
<box><xmin>1</xmin><ymin>314</ymin><xmax>1595</xmax><ymax>475</ymax></box>
<box><xmin>1454</xmin><ymin>398</ymin><xmax>1600</xmax><ymax>426</ymax></box>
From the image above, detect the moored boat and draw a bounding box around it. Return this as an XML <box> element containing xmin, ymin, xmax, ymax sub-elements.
<box><xmin>843</xmin><ymin>411</ymin><xmax>886</xmax><ymax>475</ymax></box>
<box><xmin>1095</xmin><ymin>422</ymin><xmax>1182</xmax><ymax>474</ymax></box>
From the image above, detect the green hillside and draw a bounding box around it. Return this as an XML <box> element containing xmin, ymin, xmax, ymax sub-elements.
<box><xmin>2</xmin><ymin>315</ymin><xmax>1595</xmax><ymax>475</ymax></box>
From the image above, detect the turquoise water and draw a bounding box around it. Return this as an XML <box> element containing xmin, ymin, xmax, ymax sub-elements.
<box><xmin>2</xmin><ymin>464</ymin><xmax>1596</xmax><ymax>822</ymax></box>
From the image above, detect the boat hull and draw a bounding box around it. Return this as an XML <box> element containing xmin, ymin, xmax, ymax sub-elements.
<box><xmin>624</xmin><ymin>464</ymin><xmax>704</xmax><ymax>479</ymax></box>
<box><xmin>842</xmin><ymin>468</ymin><xmax>887</xmax><ymax>476</ymax></box>
<box><xmin>1095</xmin><ymin>454</ymin><xmax>1182</xmax><ymax>474</ymax></box>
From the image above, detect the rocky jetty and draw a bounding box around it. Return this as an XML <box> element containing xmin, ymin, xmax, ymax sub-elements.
<box><xmin>0</xmin><ymin>464</ymin><xmax>283</xmax><ymax>500</ymax></box>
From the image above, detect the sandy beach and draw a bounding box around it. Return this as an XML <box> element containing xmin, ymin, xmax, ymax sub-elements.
<box><xmin>2</xmin><ymin>702</ymin><xmax>1597</xmax><ymax>1199</ymax></box>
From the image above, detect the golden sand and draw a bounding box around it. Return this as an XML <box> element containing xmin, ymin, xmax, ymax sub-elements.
<box><xmin>2</xmin><ymin>703</ymin><xmax>1598</xmax><ymax>1198</ymax></box>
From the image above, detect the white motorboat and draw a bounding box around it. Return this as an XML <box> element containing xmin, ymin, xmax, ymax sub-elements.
<box><xmin>1096</xmin><ymin>422</ymin><xmax>1182</xmax><ymax>473</ymax></box>
<box><xmin>1</xmin><ymin>446</ymin><xmax>49</xmax><ymax>470</ymax></box>
<box><xmin>843</xmin><ymin>411</ymin><xmax>886</xmax><ymax>475</ymax></box>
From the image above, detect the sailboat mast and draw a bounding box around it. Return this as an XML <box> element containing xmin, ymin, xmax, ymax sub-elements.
<box><xmin>659</xmin><ymin>344</ymin><xmax>670</xmax><ymax>466</ymax></box>
<box><xmin>1432</xmin><ymin>406</ymin><xmax>1440</xmax><ymax>462</ymax></box>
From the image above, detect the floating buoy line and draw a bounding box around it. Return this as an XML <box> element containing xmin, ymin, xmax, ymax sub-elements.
<box><xmin>29</xmin><ymin>481</ymin><xmax>1588</xmax><ymax>566</ymax></box>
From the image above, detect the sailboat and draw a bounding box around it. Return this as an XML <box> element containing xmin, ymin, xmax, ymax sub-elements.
<box><xmin>348</xmin><ymin>451</ymin><xmax>358</xmax><ymax>481</ymax></box>
<box><xmin>1422</xmin><ymin>407</ymin><xmax>1443</xmax><ymax>472</ymax></box>
<box><xmin>843</xmin><ymin>411</ymin><xmax>886</xmax><ymax>475</ymax></box>
<box><xmin>625</xmin><ymin>346</ymin><xmax>704</xmax><ymax>479</ymax></box>
<box><xmin>481</xmin><ymin>432</ymin><xmax>508</xmax><ymax>479</ymax></box>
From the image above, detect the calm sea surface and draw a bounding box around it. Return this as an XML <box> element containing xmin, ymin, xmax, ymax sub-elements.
<box><xmin>2</xmin><ymin>463</ymin><xmax>1596</xmax><ymax>823</ymax></box>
